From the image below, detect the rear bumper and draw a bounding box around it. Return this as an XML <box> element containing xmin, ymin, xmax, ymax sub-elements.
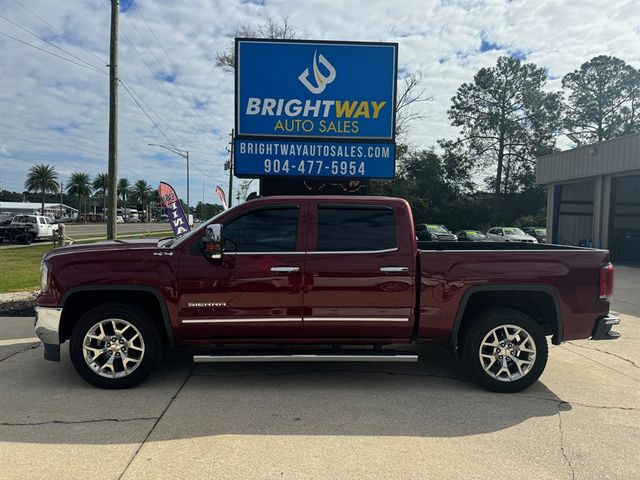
<box><xmin>591</xmin><ymin>314</ymin><xmax>621</xmax><ymax>340</ymax></box>
<box><xmin>34</xmin><ymin>306</ymin><xmax>62</xmax><ymax>361</ymax></box>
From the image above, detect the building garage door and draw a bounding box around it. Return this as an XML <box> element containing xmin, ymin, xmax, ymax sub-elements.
<box><xmin>553</xmin><ymin>182</ymin><xmax>594</xmax><ymax>246</ymax></box>
<box><xmin>609</xmin><ymin>175</ymin><xmax>640</xmax><ymax>260</ymax></box>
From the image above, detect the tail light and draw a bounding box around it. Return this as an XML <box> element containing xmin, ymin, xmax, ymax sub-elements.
<box><xmin>599</xmin><ymin>263</ymin><xmax>614</xmax><ymax>301</ymax></box>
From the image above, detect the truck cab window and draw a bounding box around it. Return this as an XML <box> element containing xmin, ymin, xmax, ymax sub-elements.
<box><xmin>317</xmin><ymin>206</ymin><xmax>396</xmax><ymax>251</ymax></box>
<box><xmin>223</xmin><ymin>207</ymin><xmax>299</xmax><ymax>252</ymax></box>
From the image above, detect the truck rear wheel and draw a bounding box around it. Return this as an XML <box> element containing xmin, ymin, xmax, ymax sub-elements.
<box><xmin>69</xmin><ymin>303</ymin><xmax>163</xmax><ymax>389</ymax></box>
<box><xmin>461</xmin><ymin>309</ymin><xmax>548</xmax><ymax>393</ymax></box>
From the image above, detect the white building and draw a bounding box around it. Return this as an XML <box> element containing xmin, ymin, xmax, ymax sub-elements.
<box><xmin>0</xmin><ymin>201</ymin><xmax>78</xmax><ymax>219</ymax></box>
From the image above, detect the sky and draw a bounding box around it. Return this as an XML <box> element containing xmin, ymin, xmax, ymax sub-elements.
<box><xmin>1</xmin><ymin>0</ymin><xmax>639</xmax><ymax>205</ymax></box>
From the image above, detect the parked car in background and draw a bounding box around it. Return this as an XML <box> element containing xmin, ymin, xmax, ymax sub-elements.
<box><xmin>415</xmin><ymin>224</ymin><xmax>457</xmax><ymax>241</ymax></box>
<box><xmin>116</xmin><ymin>216</ymin><xmax>124</xmax><ymax>223</ymax></box>
<box><xmin>456</xmin><ymin>230</ymin><xmax>488</xmax><ymax>242</ymax></box>
<box><xmin>523</xmin><ymin>227</ymin><xmax>547</xmax><ymax>243</ymax></box>
<box><xmin>609</xmin><ymin>228</ymin><xmax>640</xmax><ymax>260</ymax></box>
<box><xmin>486</xmin><ymin>227</ymin><xmax>537</xmax><ymax>243</ymax></box>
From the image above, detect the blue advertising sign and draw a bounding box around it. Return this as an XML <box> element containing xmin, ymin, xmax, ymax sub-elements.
<box><xmin>236</xmin><ymin>39</ymin><xmax>397</xmax><ymax>141</ymax></box>
<box><xmin>235</xmin><ymin>138</ymin><xmax>395</xmax><ymax>178</ymax></box>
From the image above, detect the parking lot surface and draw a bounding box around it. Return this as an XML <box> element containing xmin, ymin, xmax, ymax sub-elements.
<box><xmin>1</xmin><ymin>312</ymin><xmax>638</xmax><ymax>480</ymax></box>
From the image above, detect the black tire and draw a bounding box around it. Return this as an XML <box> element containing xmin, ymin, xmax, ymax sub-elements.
<box><xmin>461</xmin><ymin>308</ymin><xmax>548</xmax><ymax>393</ymax></box>
<box><xmin>69</xmin><ymin>303</ymin><xmax>163</xmax><ymax>389</ymax></box>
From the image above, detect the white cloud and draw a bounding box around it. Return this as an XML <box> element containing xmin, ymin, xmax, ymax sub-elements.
<box><xmin>1</xmin><ymin>0</ymin><xmax>639</xmax><ymax>203</ymax></box>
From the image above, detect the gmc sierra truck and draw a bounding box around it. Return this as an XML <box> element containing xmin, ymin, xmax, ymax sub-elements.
<box><xmin>35</xmin><ymin>196</ymin><xmax>619</xmax><ymax>392</ymax></box>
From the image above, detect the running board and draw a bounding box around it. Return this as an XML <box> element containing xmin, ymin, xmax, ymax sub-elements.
<box><xmin>193</xmin><ymin>353</ymin><xmax>418</xmax><ymax>363</ymax></box>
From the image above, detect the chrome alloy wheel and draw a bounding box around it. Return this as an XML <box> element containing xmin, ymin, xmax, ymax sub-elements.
<box><xmin>478</xmin><ymin>324</ymin><xmax>537</xmax><ymax>382</ymax></box>
<box><xmin>82</xmin><ymin>318</ymin><xmax>145</xmax><ymax>379</ymax></box>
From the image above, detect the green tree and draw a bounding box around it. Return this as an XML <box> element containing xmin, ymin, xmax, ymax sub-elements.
<box><xmin>92</xmin><ymin>173</ymin><xmax>109</xmax><ymax>217</ymax></box>
<box><xmin>448</xmin><ymin>56</ymin><xmax>562</xmax><ymax>194</ymax></box>
<box><xmin>24</xmin><ymin>164</ymin><xmax>59</xmax><ymax>215</ymax></box>
<box><xmin>66</xmin><ymin>172</ymin><xmax>92</xmax><ymax>220</ymax></box>
<box><xmin>215</xmin><ymin>17</ymin><xmax>296</xmax><ymax>71</ymax></box>
<box><xmin>562</xmin><ymin>55</ymin><xmax>640</xmax><ymax>143</ymax></box>
<box><xmin>117</xmin><ymin>178</ymin><xmax>131</xmax><ymax>221</ymax></box>
<box><xmin>371</xmin><ymin>145</ymin><xmax>475</xmax><ymax>229</ymax></box>
<box><xmin>131</xmin><ymin>180</ymin><xmax>152</xmax><ymax>222</ymax></box>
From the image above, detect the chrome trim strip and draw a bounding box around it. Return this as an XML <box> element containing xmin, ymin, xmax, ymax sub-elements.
<box><xmin>304</xmin><ymin>317</ymin><xmax>410</xmax><ymax>322</ymax></box>
<box><xmin>224</xmin><ymin>251</ymin><xmax>306</xmax><ymax>256</ymax></box>
<box><xmin>194</xmin><ymin>354</ymin><xmax>418</xmax><ymax>363</ymax></box>
<box><xmin>182</xmin><ymin>317</ymin><xmax>302</xmax><ymax>324</ymax></box>
<box><xmin>308</xmin><ymin>247</ymin><xmax>399</xmax><ymax>254</ymax></box>
<box><xmin>34</xmin><ymin>306</ymin><xmax>62</xmax><ymax>345</ymax></box>
<box><xmin>418</xmin><ymin>249</ymin><xmax>597</xmax><ymax>253</ymax></box>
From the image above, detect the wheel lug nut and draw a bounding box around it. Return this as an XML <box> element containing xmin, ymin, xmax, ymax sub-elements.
<box><xmin>119</xmin><ymin>339</ymin><xmax>124</xmax><ymax>344</ymax></box>
<box><xmin>111</xmin><ymin>337</ymin><xmax>117</xmax><ymax>342</ymax></box>
<box><xmin>108</xmin><ymin>350</ymin><xmax>113</xmax><ymax>355</ymax></box>
<box><xmin>106</xmin><ymin>343</ymin><xmax>111</xmax><ymax>347</ymax></box>
<box><xmin>116</xmin><ymin>353</ymin><xmax>120</xmax><ymax>357</ymax></box>
<box><xmin>499</xmin><ymin>355</ymin><xmax>503</xmax><ymax>359</ymax></box>
<box><xmin>510</xmin><ymin>350</ymin><xmax>515</xmax><ymax>355</ymax></box>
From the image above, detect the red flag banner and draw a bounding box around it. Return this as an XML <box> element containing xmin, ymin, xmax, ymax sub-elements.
<box><xmin>215</xmin><ymin>185</ymin><xmax>228</xmax><ymax>210</ymax></box>
<box><xmin>158</xmin><ymin>182</ymin><xmax>191</xmax><ymax>236</ymax></box>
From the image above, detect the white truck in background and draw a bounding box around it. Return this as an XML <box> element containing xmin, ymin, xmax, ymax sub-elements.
<box><xmin>0</xmin><ymin>215</ymin><xmax>59</xmax><ymax>244</ymax></box>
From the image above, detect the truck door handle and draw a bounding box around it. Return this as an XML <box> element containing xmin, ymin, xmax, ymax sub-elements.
<box><xmin>380</xmin><ymin>266</ymin><xmax>409</xmax><ymax>273</ymax></box>
<box><xmin>271</xmin><ymin>266</ymin><xmax>300</xmax><ymax>273</ymax></box>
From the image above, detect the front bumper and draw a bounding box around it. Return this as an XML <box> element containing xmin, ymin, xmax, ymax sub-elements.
<box><xmin>34</xmin><ymin>306</ymin><xmax>62</xmax><ymax>361</ymax></box>
<box><xmin>591</xmin><ymin>314</ymin><xmax>621</xmax><ymax>340</ymax></box>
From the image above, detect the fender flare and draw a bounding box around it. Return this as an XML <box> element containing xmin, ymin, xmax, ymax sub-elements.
<box><xmin>60</xmin><ymin>285</ymin><xmax>176</xmax><ymax>346</ymax></box>
<box><xmin>449</xmin><ymin>284</ymin><xmax>563</xmax><ymax>350</ymax></box>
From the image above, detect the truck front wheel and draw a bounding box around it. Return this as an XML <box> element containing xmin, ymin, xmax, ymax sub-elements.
<box><xmin>69</xmin><ymin>303</ymin><xmax>163</xmax><ymax>388</ymax></box>
<box><xmin>462</xmin><ymin>309</ymin><xmax>548</xmax><ymax>393</ymax></box>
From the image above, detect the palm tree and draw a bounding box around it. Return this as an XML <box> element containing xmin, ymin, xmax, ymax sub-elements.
<box><xmin>131</xmin><ymin>180</ymin><xmax>152</xmax><ymax>222</ymax></box>
<box><xmin>117</xmin><ymin>178</ymin><xmax>131</xmax><ymax>221</ymax></box>
<box><xmin>24</xmin><ymin>164</ymin><xmax>59</xmax><ymax>215</ymax></box>
<box><xmin>92</xmin><ymin>173</ymin><xmax>109</xmax><ymax>220</ymax></box>
<box><xmin>67</xmin><ymin>172</ymin><xmax>92</xmax><ymax>221</ymax></box>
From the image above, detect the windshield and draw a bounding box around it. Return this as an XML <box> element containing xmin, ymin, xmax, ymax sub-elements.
<box><xmin>158</xmin><ymin>209</ymin><xmax>227</xmax><ymax>248</ymax></box>
<box><xmin>426</xmin><ymin>224</ymin><xmax>450</xmax><ymax>233</ymax></box>
<box><xmin>466</xmin><ymin>230</ymin><xmax>485</xmax><ymax>238</ymax></box>
<box><xmin>504</xmin><ymin>227</ymin><xmax>525</xmax><ymax>236</ymax></box>
<box><xmin>535</xmin><ymin>228</ymin><xmax>547</xmax><ymax>236</ymax></box>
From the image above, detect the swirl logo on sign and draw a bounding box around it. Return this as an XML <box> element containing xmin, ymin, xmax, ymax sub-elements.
<box><xmin>298</xmin><ymin>50</ymin><xmax>336</xmax><ymax>94</ymax></box>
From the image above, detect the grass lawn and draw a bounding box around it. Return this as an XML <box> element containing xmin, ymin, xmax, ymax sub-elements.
<box><xmin>0</xmin><ymin>231</ymin><xmax>173</xmax><ymax>293</ymax></box>
<box><xmin>0</xmin><ymin>244</ymin><xmax>53</xmax><ymax>293</ymax></box>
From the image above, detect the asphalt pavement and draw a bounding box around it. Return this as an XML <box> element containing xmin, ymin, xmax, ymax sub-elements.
<box><xmin>612</xmin><ymin>262</ymin><xmax>640</xmax><ymax>317</ymax></box>
<box><xmin>1</xmin><ymin>314</ymin><xmax>638</xmax><ymax>480</ymax></box>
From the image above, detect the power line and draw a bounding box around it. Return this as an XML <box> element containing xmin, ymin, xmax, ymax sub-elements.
<box><xmin>0</xmin><ymin>14</ymin><xmax>107</xmax><ymax>74</ymax></box>
<box><xmin>11</xmin><ymin>0</ymin><xmax>108</xmax><ymax>66</ymax></box>
<box><xmin>119</xmin><ymin>79</ymin><xmax>177</xmax><ymax>148</ymax></box>
<box><xmin>0</xmin><ymin>30</ymin><xmax>107</xmax><ymax>76</ymax></box>
<box><xmin>132</xmin><ymin>4</ymin><xmax>224</xmax><ymax>132</ymax></box>
<box><xmin>120</xmin><ymin>80</ymin><xmax>213</xmax><ymax>180</ymax></box>
<box><xmin>95</xmin><ymin>0</ymin><xmax>217</xmax><ymax>179</ymax></box>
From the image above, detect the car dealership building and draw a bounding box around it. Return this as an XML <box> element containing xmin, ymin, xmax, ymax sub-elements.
<box><xmin>537</xmin><ymin>133</ymin><xmax>640</xmax><ymax>259</ymax></box>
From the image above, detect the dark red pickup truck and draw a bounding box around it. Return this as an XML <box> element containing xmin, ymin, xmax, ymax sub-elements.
<box><xmin>35</xmin><ymin>196</ymin><xmax>619</xmax><ymax>392</ymax></box>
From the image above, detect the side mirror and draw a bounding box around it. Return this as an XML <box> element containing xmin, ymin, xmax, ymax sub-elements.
<box><xmin>201</xmin><ymin>224</ymin><xmax>224</xmax><ymax>260</ymax></box>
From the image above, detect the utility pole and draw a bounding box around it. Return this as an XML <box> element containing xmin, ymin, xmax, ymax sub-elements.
<box><xmin>107</xmin><ymin>0</ymin><xmax>119</xmax><ymax>240</ymax></box>
<box><xmin>186</xmin><ymin>150</ymin><xmax>190</xmax><ymax>215</ymax></box>
<box><xmin>228</xmin><ymin>129</ymin><xmax>234</xmax><ymax>207</ymax></box>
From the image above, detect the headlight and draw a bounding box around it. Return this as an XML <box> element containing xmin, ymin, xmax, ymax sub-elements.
<box><xmin>40</xmin><ymin>261</ymin><xmax>50</xmax><ymax>292</ymax></box>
